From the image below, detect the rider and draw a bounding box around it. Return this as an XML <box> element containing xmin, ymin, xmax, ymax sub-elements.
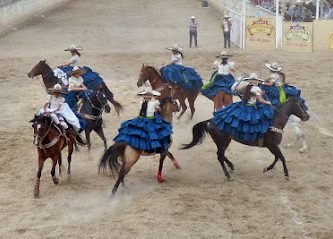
<box><xmin>261</xmin><ymin>62</ymin><xmax>301</xmax><ymax>106</ymax></box>
<box><xmin>66</xmin><ymin>66</ymin><xmax>88</xmax><ymax>112</ymax></box>
<box><xmin>160</xmin><ymin>44</ymin><xmax>203</xmax><ymax>91</ymax></box>
<box><xmin>114</xmin><ymin>89</ymin><xmax>172</xmax><ymax>154</ymax></box>
<box><xmin>58</xmin><ymin>44</ymin><xmax>82</xmax><ymax>68</ymax></box>
<box><xmin>201</xmin><ymin>51</ymin><xmax>236</xmax><ymax>110</ymax></box>
<box><xmin>213</xmin><ymin>73</ymin><xmax>273</xmax><ymax>142</ymax></box>
<box><xmin>39</xmin><ymin>84</ymin><xmax>81</xmax><ymax>133</ymax></box>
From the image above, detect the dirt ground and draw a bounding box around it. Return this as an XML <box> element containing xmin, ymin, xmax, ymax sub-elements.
<box><xmin>0</xmin><ymin>0</ymin><xmax>332</xmax><ymax>238</ymax></box>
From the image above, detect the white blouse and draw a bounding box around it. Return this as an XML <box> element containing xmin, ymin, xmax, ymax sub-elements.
<box><xmin>248</xmin><ymin>86</ymin><xmax>263</xmax><ymax>105</ymax></box>
<box><xmin>214</xmin><ymin>60</ymin><xmax>234</xmax><ymax>75</ymax></box>
<box><xmin>46</xmin><ymin>95</ymin><xmax>65</xmax><ymax>111</ymax></box>
<box><xmin>171</xmin><ymin>53</ymin><xmax>183</xmax><ymax>65</ymax></box>
<box><xmin>70</xmin><ymin>54</ymin><xmax>80</xmax><ymax>67</ymax></box>
<box><xmin>68</xmin><ymin>76</ymin><xmax>84</xmax><ymax>91</ymax></box>
<box><xmin>140</xmin><ymin>99</ymin><xmax>160</xmax><ymax>117</ymax></box>
<box><xmin>269</xmin><ymin>72</ymin><xmax>284</xmax><ymax>87</ymax></box>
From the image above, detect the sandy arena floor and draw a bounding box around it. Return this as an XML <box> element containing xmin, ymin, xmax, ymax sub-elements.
<box><xmin>0</xmin><ymin>0</ymin><xmax>332</xmax><ymax>238</ymax></box>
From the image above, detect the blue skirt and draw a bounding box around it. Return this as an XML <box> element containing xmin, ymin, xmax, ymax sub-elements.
<box><xmin>59</xmin><ymin>66</ymin><xmax>104</xmax><ymax>90</ymax></box>
<box><xmin>65</xmin><ymin>90</ymin><xmax>93</xmax><ymax>112</ymax></box>
<box><xmin>201</xmin><ymin>72</ymin><xmax>235</xmax><ymax>98</ymax></box>
<box><xmin>114</xmin><ymin>114</ymin><xmax>172</xmax><ymax>153</ymax></box>
<box><xmin>75</xmin><ymin>112</ymin><xmax>87</xmax><ymax>132</ymax></box>
<box><xmin>160</xmin><ymin>64</ymin><xmax>203</xmax><ymax>91</ymax></box>
<box><xmin>213</xmin><ymin>102</ymin><xmax>274</xmax><ymax>142</ymax></box>
<box><xmin>261</xmin><ymin>84</ymin><xmax>301</xmax><ymax>107</ymax></box>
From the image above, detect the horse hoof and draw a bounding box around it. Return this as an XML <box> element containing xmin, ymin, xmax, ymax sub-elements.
<box><xmin>52</xmin><ymin>177</ymin><xmax>59</xmax><ymax>185</ymax></box>
<box><xmin>172</xmin><ymin>160</ymin><xmax>181</xmax><ymax>169</ymax></box>
<box><xmin>33</xmin><ymin>192</ymin><xmax>40</xmax><ymax>198</ymax></box>
<box><xmin>284</xmin><ymin>176</ymin><xmax>290</xmax><ymax>181</ymax></box>
<box><xmin>157</xmin><ymin>175</ymin><xmax>165</xmax><ymax>183</ymax></box>
<box><xmin>226</xmin><ymin>176</ymin><xmax>232</xmax><ymax>181</ymax></box>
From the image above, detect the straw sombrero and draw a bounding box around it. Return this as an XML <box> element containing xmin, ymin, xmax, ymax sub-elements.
<box><xmin>242</xmin><ymin>73</ymin><xmax>264</xmax><ymax>83</ymax></box>
<box><xmin>64</xmin><ymin>44</ymin><xmax>83</xmax><ymax>51</ymax></box>
<box><xmin>166</xmin><ymin>44</ymin><xmax>184</xmax><ymax>52</ymax></box>
<box><xmin>265</xmin><ymin>62</ymin><xmax>283</xmax><ymax>72</ymax></box>
<box><xmin>137</xmin><ymin>89</ymin><xmax>161</xmax><ymax>97</ymax></box>
<box><xmin>68</xmin><ymin>66</ymin><xmax>86</xmax><ymax>76</ymax></box>
<box><xmin>222</xmin><ymin>15</ymin><xmax>231</xmax><ymax>19</ymax></box>
<box><xmin>216</xmin><ymin>51</ymin><xmax>233</xmax><ymax>58</ymax></box>
<box><xmin>190</xmin><ymin>16</ymin><xmax>196</xmax><ymax>19</ymax></box>
<box><xmin>47</xmin><ymin>83</ymin><xmax>67</xmax><ymax>94</ymax></box>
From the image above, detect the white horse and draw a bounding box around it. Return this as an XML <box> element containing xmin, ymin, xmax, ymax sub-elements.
<box><xmin>286</xmin><ymin>115</ymin><xmax>308</xmax><ymax>153</ymax></box>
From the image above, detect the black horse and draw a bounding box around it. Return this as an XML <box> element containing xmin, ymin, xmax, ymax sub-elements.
<box><xmin>182</xmin><ymin>98</ymin><xmax>310</xmax><ymax>180</ymax></box>
<box><xmin>28</xmin><ymin>60</ymin><xmax>123</xmax><ymax>115</ymax></box>
<box><xmin>79</xmin><ymin>90</ymin><xmax>110</xmax><ymax>151</ymax></box>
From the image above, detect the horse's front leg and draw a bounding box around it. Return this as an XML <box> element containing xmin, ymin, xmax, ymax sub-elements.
<box><xmin>177</xmin><ymin>96</ymin><xmax>187</xmax><ymax>119</ymax></box>
<box><xmin>157</xmin><ymin>152</ymin><xmax>168</xmax><ymax>183</ymax></box>
<box><xmin>34</xmin><ymin>155</ymin><xmax>45</xmax><ymax>198</ymax></box>
<box><xmin>51</xmin><ymin>155</ymin><xmax>60</xmax><ymax>185</ymax></box>
<box><xmin>95</xmin><ymin>124</ymin><xmax>107</xmax><ymax>151</ymax></box>
<box><xmin>67</xmin><ymin>141</ymin><xmax>74</xmax><ymax>176</ymax></box>
<box><xmin>268</xmin><ymin>145</ymin><xmax>289</xmax><ymax>180</ymax></box>
<box><xmin>85</xmin><ymin>127</ymin><xmax>92</xmax><ymax>152</ymax></box>
<box><xmin>167</xmin><ymin>151</ymin><xmax>181</xmax><ymax>169</ymax></box>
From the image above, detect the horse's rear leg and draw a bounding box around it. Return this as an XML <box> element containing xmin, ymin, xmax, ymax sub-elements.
<box><xmin>51</xmin><ymin>155</ymin><xmax>59</xmax><ymax>185</ymax></box>
<box><xmin>34</xmin><ymin>156</ymin><xmax>45</xmax><ymax>198</ymax></box>
<box><xmin>168</xmin><ymin>151</ymin><xmax>181</xmax><ymax>169</ymax></box>
<box><xmin>94</xmin><ymin>125</ymin><xmax>107</xmax><ymax>151</ymax></box>
<box><xmin>85</xmin><ymin>128</ymin><xmax>92</xmax><ymax>152</ymax></box>
<box><xmin>157</xmin><ymin>152</ymin><xmax>168</xmax><ymax>183</ymax></box>
<box><xmin>263</xmin><ymin>156</ymin><xmax>279</xmax><ymax>173</ymax></box>
<box><xmin>58</xmin><ymin>154</ymin><xmax>63</xmax><ymax>177</ymax></box>
<box><xmin>177</xmin><ymin>95</ymin><xmax>187</xmax><ymax>119</ymax></box>
<box><xmin>67</xmin><ymin>141</ymin><xmax>74</xmax><ymax>176</ymax></box>
<box><xmin>213</xmin><ymin>92</ymin><xmax>224</xmax><ymax>111</ymax></box>
<box><xmin>187</xmin><ymin>91</ymin><xmax>199</xmax><ymax>120</ymax></box>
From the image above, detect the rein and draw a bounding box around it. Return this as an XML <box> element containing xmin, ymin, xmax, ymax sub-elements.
<box><xmin>34</xmin><ymin>120</ymin><xmax>62</xmax><ymax>149</ymax></box>
<box><xmin>270</xmin><ymin>103</ymin><xmax>303</xmax><ymax>123</ymax></box>
<box><xmin>80</xmin><ymin>92</ymin><xmax>106</xmax><ymax>121</ymax></box>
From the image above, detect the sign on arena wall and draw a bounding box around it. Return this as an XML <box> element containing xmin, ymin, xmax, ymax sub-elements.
<box><xmin>313</xmin><ymin>20</ymin><xmax>333</xmax><ymax>51</ymax></box>
<box><xmin>245</xmin><ymin>17</ymin><xmax>276</xmax><ymax>51</ymax></box>
<box><xmin>282</xmin><ymin>22</ymin><xmax>313</xmax><ymax>52</ymax></box>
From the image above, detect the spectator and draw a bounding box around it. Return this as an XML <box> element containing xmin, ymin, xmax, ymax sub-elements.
<box><xmin>328</xmin><ymin>6</ymin><xmax>333</xmax><ymax>19</ymax></box>
<box><xmin>221</xmin><ymin>16</ymin><xmax>232</xmax><ymax>49</ymax></box>
<box><xmin>261</xmin><ymin>0</ymin><xmax>273</xmax><ymax>10</ymax></box>
<box><xmin>284</xmin><ymin>3</ymin><xmax>294</xmax><ymax>21</ymax></box>
<box><xmin>293</xmin><ymin>1</ymin><xmax>306</xmax><ymax>22</ymax></box>
<box><xmin>189</xmin><ymin>16</ymin><xmax>198</xmax><ymax>48</ymax></box>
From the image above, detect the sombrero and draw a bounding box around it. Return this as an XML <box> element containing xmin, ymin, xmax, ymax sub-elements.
<box><xmin>64</xmin><ymin>44</ymin><xmax>83</xmax><ymax>51</ymax></box>
<box><xmin>222</xmin><ymin>15</ymin><xmax>231</xmax><ymax>19</ymax></box>
<box><xmin>137</xmin><ymin>89</ymin><xmax>161</xmax><ymax>97</ymax></box>
<box><xmin>190</xmin><ymin>16</ymin><xmax>196</xmax><ymax>19</ymax></box>
<box><xmin>242</xmin><ymin>73</ymin><xmax>264</xmax><ymax>83</ymax></box>
<box><xmin>47</xmin><ymin>83</ymin><xmax>67</xmax><ymax>94</ymax></box>
<box><xmin>166</xmin><ymin>44</ymin><xmax>184</xmax><ymax>52</ymax></box>
<box><xmin>216</xmin><ymin>50</ymin><xmax>233</xmax><ymax>58</ymax></box>
<box><xmin>265</xmin><ymin>62</ymin><xmax>283</xmax><ymax>72</ymax></box>
<box><xmin>68</xmin><ymin>66</ymin><xmax>86</xmax><ymax>76</ymax></box>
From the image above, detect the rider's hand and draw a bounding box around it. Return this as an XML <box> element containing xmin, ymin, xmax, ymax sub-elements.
<box><xmin>267</xmin><ymin>101</ymin><xmax>272</xmax><ymax>105</ymax></box>
<box><xmin>82</xmin><ymin>86</ymin><xmax>88</xmax><ymax>91</ymax></box>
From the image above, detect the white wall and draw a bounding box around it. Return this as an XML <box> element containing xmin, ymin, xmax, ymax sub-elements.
<box><xmin>0</xmin><ymin>0</ymin><xmax>72</xmax><ymax>36</ymax></box>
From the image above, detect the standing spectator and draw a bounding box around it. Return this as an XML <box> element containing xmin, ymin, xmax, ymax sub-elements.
<box><xmin>284</xmin><ymin>3</ymin><xmax>294</xmax><ymax>21</ymax></box>
<box><xmin>189</xmin><ymin>16</ymin><xmax>198</xmax><ymax>48</ymax></box>
<box><xmin>261</xmin><ymin>0</ymin><xmax>273</xmax><ymax>10</ymax></box>
<box><xmin>328</xmin><ymin>5</ymin><xmax>333</xmax><ymax>19</ymax></box>
<box><xmin>293</xmin><ymin>1</ymin><xmax>306</xmax><ymax>22</ymax></box>
<box><xmin>221</xmin><ymin>16</ymin><xmax>232</xmax><ymax>48</ymax></box>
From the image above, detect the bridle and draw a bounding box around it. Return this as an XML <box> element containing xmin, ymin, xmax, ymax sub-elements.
<box><xmin>80</xmin><ymin>91</ymin><xmax>107</xmax><ymax>120</ymax></box>
<box><xmin>33</xmin><ymin>118</ymin><xmax>62</xmax><ymax>149</ymax></box>
<box><xmin>270</xmin><ymin>99</ymin><xmax>307</xmax><ymax>123</ymax></box>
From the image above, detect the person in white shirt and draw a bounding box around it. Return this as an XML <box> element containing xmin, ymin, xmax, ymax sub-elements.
<box><xmin>201</xmin><ymin>51</ymin><xmax>236</xmax><ymax>110</ymax></box>
<box><xmin>221</xmin><ymin>16</ymin><xmax>232</xmax><ymax>48</ymax></box>
<box><xmin>66</xmin><ymin>66</ymin><xmax>88</xmax><ymax>111</ymax></box>
<box><xmin>57</xmin><ymin>44</ymin><xmax>82</xmax><ymax>68</ymax></box>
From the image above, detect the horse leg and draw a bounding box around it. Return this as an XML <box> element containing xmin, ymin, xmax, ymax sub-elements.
<box><xmin>213</xmin><ymin>92</ymin><xmax>223</xmax><ymax>111</ymax></box>
<box><xmin>157</xmin><ymin>152</ymin><xmax>168</xmax><ymax>183</ymax></box>
<box><xmin>51</xmin><ymin>155</ymin><xmax>59</xmax><ymax>185</ymax></box>
<box><xmin>58</xmin><ymin>153</ymin><xmax>63</xmax><ymax>177</ymax></box>
<box><xmin>94</xmin><ymin>124</ymin><xmax>107</xmax><ymax>151</ymax></box>
<box><xmin>85</xmin><ymin>128</ymin><xmax>92</xmax><ymax>152</ymax></box>
<box><xmin>223</xmin><ymin>93</ymin><xmax>233</xmax><ymax>106</ymax></box>
<box><xmin>177</xmin><ymin>95</ymin><xmax>187</xmax><ymax>119</ymax></box>
<box><xmin>167</xmin><ymin>151</ymin><xmax>181</xmax><ymax>169</ymax></box>
<box><xmin>263</xmin><ymin>156</ymin><xmax>279</xmax><ymax>173</ymax></box>
<box><xmin>222</xmin><ymin>138</ymin><xmax>233</xmax><ymax>171</ymax></box>
<box><xmin>111</xmin><ymin>147</ymin><xmax>140</xmax><ymax>197</ymax></box>
<box><xmin>267</xmin><ymin>145</ymin><xmax>289</xmax><ymax>180</ymax></box>
<box><xmin>34</xmin><ymin>156</ymin><xmax>45</xmax><ymax>198</ymax></box>
<box><xmin>67</xmin><ymin>141</ymin><xmax>74</xmax><ymax>176</ymax></box>
<box><xmin>187</xmin><ymin>91</ymin><xmax>199</xmax><ymax>120</ymax></box>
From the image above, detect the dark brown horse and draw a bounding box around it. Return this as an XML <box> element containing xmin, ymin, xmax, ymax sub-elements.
<box><xmin>99</xmin><ymin>98</ymin><xmax>180</xmax><ymax>197</ymax></box>
<box><xmin>27</xmin><ymin>60</ymin><xmax>123</xmax><ymax>115</ymax></box>
<box><xmin>137</xmin><ymin>64</ymin><xmax>199</xmax><ymax>119</ymax></box>
<box><xmin>30</xmin><ymin>114</ymin><xmax>85</xmax><ymax>197</ymax></box>
<box><xmin>182</xmin><ymin>98</ymin><xmax>310</xmax><ymax>180</ymax></box>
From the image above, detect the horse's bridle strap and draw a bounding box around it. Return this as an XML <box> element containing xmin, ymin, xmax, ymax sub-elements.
<box><xmin>37</xmin><ymin>136</ymin><xmax>60</xmax><ymax>149</ymax></box>
<box><xmin>81</xmin><ymin>113</ymin><xmax>102</xmax><ymax>120</ymax></box>
<box><xmin>269</xmin><ymin>126</ymin><xmax>284</xmax><ymax>134</ymax></box>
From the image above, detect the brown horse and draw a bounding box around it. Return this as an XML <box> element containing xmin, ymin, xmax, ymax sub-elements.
<box><xmin>137</xmin><ymin>64</ymin><xmax>199</xmax><ymax>119</ymax></box>
<box><xmin>30</xmin><ymin>114</ymin><xmax>85</xmax><ymax>197</ymax></box>
<box><xmin>99</xmin><ymin>98</ymin><xmax>180</xmax><ymax>197</ymax></box>
<box><xmin>213</xmin><ymin>91</ymin><xmax>233</xmax><ymax>111</ymax></box>
<box><xmin>27</xmin><ymin>60</ymin><xmax>123</xmax><ymax>115</ymax></box>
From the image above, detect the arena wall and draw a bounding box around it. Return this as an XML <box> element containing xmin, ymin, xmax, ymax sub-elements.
<box><xmin>313</xmin><ymin>20</ymin><xmax>333</xmax><ymax>51</ymax></box>
<box><xmin>0</xmin><ymin>0</ymin><xmax>72</xmax><ymax>36</ymax></box>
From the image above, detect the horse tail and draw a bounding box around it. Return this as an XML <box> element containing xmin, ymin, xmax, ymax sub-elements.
<box><xmin>98</xmin><ymin>142</ymin><xmax>126</xmax><ymax>178</ymax></box>
<box><xmin>181</xmin><ymin>120</ymin><xmax>210</xmax><ymax>149</ymax></box>
<box><xmin>102</xmin><ymin>82</ymin><xmax>123</xmax><ymax>115</ymax></box>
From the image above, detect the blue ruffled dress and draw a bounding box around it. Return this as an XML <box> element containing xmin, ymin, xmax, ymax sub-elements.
<box><xmin>213</xmin><ymin>102</ymin><xmax>274</xmax><ymax>142</ymax></box>
<box><xmin>160</xmin><ymin>64</ymin><xmax>203</xmax><ymax>91</ymax></box>
<box><xmin>114</xmin><ymin>113</ymin><xmax>172</xmax><ymax>154</ymax></box>
<box><xmin>261</xmin><ymin>84</ymin><xmax>301</xmax><ymax>107</ymax></box>
<box><xmin>201</xmin><ymin>71</ymin><xmax>235</xmax><ymax>98</ymax></box>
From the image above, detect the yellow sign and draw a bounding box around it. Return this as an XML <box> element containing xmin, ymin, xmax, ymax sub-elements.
<box><xmin>329</xmin><ymin>33</ymin><xmax>333</xmax><ymax>49</ymax></box>
<box><xmin>283</xmin><ymin>25</ymin><xmax>312</xmax><ymax>43</ymax></box>
<box><xmin>247</xmin><ymin>19</ymin><xmax>275</xmax><ymax>36</ymax></box>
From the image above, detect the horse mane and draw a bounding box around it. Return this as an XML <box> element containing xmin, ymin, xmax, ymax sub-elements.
<box><xmin>145</xmin><ymin>65</ymin><xmax>166</xmax><ymax>82</ymax></box>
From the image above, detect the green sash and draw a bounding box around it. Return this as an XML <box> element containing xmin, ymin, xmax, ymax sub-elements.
<box><xmin>277</xmin><ymin>86</ymin><xmax>288</xmax><ymax>104</ymax></box>
<box><xmin>202</xmin><ymin>71</ymin><xmax>218</xmax><ymax>90</ymax></box>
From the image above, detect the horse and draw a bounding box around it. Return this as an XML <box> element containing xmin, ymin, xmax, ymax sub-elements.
<box><xmin>182</xmin><ymin>97</ymin><xmax>310</xmax><ymax>180</ymax></box>
<box><xmin>137</xmin><ymin>64</ymin><xmax>199</xmax><ymax>120</ymax></box>
<box><xmin>79</xmin><ymin>90</ymin><xmax>111</xmax><ymax>151</ymax></box>
<box><xmin>27</xmin><ymin>60</ymin><xmax>123</xmax><ymax>115</ymax></box>
<box><xmin>286</xmin><ymin>115</ymin><xmax>308</xmax><ymax>153</ymax></box>
<box><xmin>99</xmin><ymin>98</ymin><xmax>180</xmax><ymax>197</ymax></box>
<box><xmin>30</xmin><ymin>114</ymin><xmax>85</xmax><ymax>197</ymax></box>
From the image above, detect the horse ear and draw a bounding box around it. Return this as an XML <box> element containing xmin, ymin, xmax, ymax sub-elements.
<box><xmin>41</xmin><ymin>59</ymin><xmax>46</xmax><ymax>63</ymax></box>
<box><xmin>142</xmin><ymin>63</ymin><xmax>144</xmax><ymax>68</ymax></box>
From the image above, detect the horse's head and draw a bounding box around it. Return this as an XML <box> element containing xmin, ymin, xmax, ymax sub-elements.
<box><xmin>137</xmin><ymin>64</ymin><xmax>149</xmax><ymax>87</ymax></box>
<box><xmin>288</xmin><ymin>97</ymin><xmax>310</xmax><ymax>122</ymax></box>
<box><xmin>90</xmin><ymin>90</ymin><xmax>110</xmax><ymax>113</ymax></box>
<box><xmin>28</xmin><ymin>60</ymin><xmax>48</xmax><ymax>78</ymax></box>
<box><xmin>159</xmin><ymin>97</ymin><xmax>180</xmax><ymax>123</ymax></box>
<box><xmin>30</xmin><ymin>114</ymin><xmax>50</xmax><ymax>146</ymax></box>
